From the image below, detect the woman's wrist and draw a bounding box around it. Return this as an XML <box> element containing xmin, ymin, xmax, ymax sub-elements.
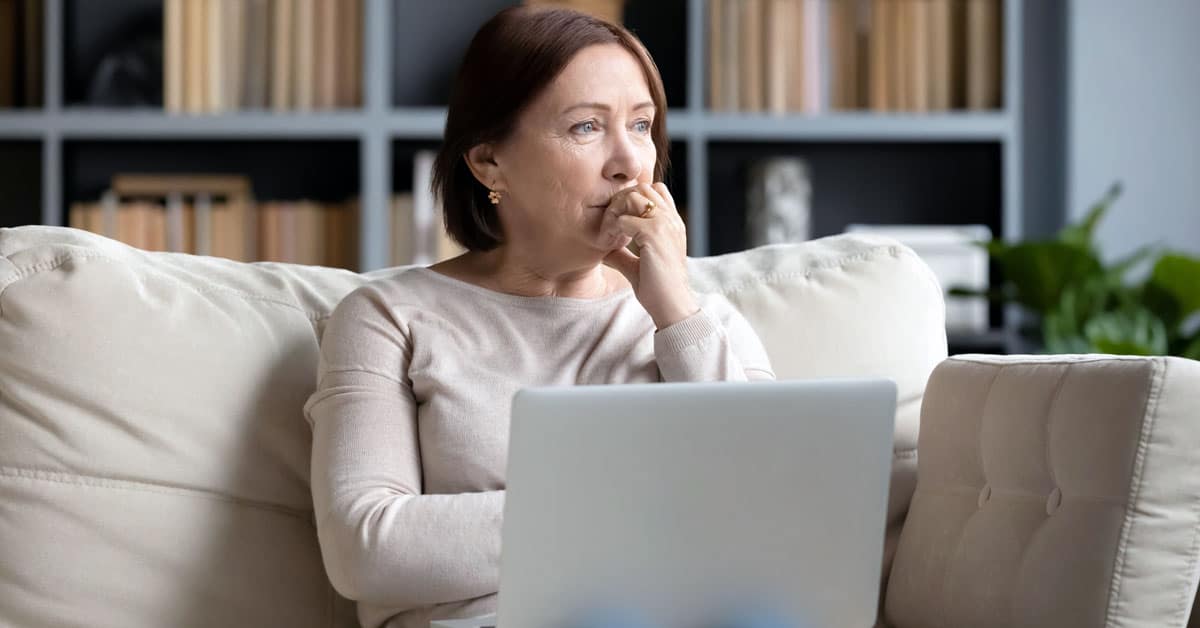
<box><xmin>652</xmin><ymin>302</ymin><xmax>701</xmax><ymax>331</ymax></box>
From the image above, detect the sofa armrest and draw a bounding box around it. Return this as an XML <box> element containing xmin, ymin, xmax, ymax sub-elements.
<box><xmin>885</xmin><ymin>354</ymin><xmax>1200</xmax><ymax>628</ymax></box>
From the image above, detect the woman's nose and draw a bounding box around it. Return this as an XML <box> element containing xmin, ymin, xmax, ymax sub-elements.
<box><xmin>602</xmin><ymin>130</ymin><xmax>644</xmax><ymax>182</ymax></box>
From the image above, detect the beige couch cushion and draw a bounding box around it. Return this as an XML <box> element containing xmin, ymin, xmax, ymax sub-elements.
<box><xmin>0</xmin><ymin>226</ymin><xmax>945</xmax><ymax>627</ymax></box>
<box><xmin>886</xmin><ymin>354</ymin><xmax>1200</xmax><ymax>628</ymax></box>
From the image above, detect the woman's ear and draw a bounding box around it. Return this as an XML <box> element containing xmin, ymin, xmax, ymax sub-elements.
<box><xmin>465</xmin><ymin>143</ymin><xmax>504</xmax><ymax>192</ymax></box>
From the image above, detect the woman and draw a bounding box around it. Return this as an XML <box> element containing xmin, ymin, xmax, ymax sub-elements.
<box><xmin>304</xmin><ymin>6</ymin><xmax>775</xmax><ymax>628</ymax></box>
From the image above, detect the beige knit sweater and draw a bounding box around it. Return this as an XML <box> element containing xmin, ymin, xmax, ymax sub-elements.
<box><xmin>303</xmin><ymin>267</ymin><xmax>776</xmax><ymax>628</ymax></box>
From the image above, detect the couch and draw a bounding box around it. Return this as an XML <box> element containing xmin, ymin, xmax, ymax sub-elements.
<box><xmin>1</xmin><ymin>225</ymin><xmax>1197</xmax><ymax>628</ymax></box>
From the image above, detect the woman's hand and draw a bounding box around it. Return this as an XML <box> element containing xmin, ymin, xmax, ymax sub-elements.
<box><xmin>600</xmin><ymin>181</ymin><xmax>699</xmax><ymax>330</ymax></box>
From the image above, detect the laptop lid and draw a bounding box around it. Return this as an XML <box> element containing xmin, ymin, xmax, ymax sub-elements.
<box><xmin>495</xmin><ymin>379</ymin><xmax>897</xmax><ymax>628</ymax></box>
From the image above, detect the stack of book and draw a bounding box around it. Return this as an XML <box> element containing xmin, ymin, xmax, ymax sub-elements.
<box><xmin>63</xmin><ymin>155</ymin><xmax>474</xmax><ymax>270</ymax></box>
<box><xmin>0</xmin><ymin>0</ymin><xmax>43</xmax><ymax>109</ymax></box>
<box><xmin>163</xmin><ymin>0</ymin><xmax>362</xmax><ymax>114</ymax></box>
<box><xmin>67</xmin><ymin>174</ymin><xmax>361</xmax><ymax>270</ymax></box>
<box><xmin>709</xmin><ymin>0</ymin><xmax>1003</xmax><ymax>113</ymax></box>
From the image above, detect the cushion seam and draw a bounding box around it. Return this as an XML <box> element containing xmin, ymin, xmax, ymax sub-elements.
<box><xmin>1104</xmin><ymin>358</ymin><xmax>1164</xmax><ymax>626</ymax></box>
<box><xmin>701</xmin><ymin>245</ymin><xmax>928</xmax><ymax>297</ymax></box>
<box><xmin>0</xmin><ymin>464</ymin><xmax>314</xmax><ymax>524</ymax></box>
<box><xmin>934</xmin><ymin>362</ymin><xmax>1003</xmax><ymax>627</ymax></box>
<box><xmin>1166</xmin><ymin>360</ymin><xmax>1200</xmax><ymax>625</ymax></box>
<box><xmin>0</xmin><ymin>251</ymin><xmax>332</xmax><ymax>321</ymax></box>
<box><xmin>1044</xmin><ymin>365</ymin><xmax>1071</xmax><ymax>494</ymax></box>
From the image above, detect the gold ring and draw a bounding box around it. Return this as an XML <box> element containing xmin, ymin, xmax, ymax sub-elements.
<box><xmin>639</xmin><ymin>200</ymin><xmax>656</xmax><ymax>218</ymax></box>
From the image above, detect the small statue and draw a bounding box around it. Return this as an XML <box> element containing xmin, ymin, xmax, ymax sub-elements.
<box><xmin>745</xmin><ymin>157</ymin><xmax>812</xmax><ymax>247</ymax></box>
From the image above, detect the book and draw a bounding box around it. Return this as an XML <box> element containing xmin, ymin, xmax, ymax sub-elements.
<box><xmin>185</xmin><ymin>0</ymin><xmax>207</xmax><ymax>114</ymax></box>
<box><xmin>800</xmin><ymin>0</ymin><xmax>823</xmax><ymax>113</ymax></box>
<box><xmin>223</xmin><ymin>0</ymin><xmax>246</xmax><ymax>111</ymax></box>
<box><xmin>211</xmin><ymin>199</ymin><xmax>241</xmax><ymax>260</ymax></box>
<box><xmin>707</xmin><ymin>0</ymin><xmax>722</xmax><ymax>111</ymax></box>
<box><xmin>391</xmin><ymin>193</ymin><xmax>414</xmax><ymax>267</ymax></box>
<box><xmin>868</xmin><ymin>0</ymin><xmax>889</xmax><ymax>111</ymax></box>
<box><xmin>207</xmin><ymin>0</ymin><xmax>225</xmax><ymax>113</ymax></box>
<box><xmin>738</xmin><ymin>0</ymin><xmax>762</xmax><ymax>112</ymax></box>
<box><xmin>298</xmin><ymin>200</ymin><xmax>326</xmax><ymax>265</ymax></box>
<box><xmin>271</xmin><ymin>0</ymin><xmax>294</xmax><ymax>110</ymax></box>
<box><xmin>412</xmin><ymin>150</ymin><xmax>437</xmax><ymax>265</ymax></box>
<box><xmin>909</xmin><ymin>0</ymin><xmax>930</xmax><ymax>113</ymax></box>
<box><xmin>966</xmin><ymin>0</ymin><xmax>1003</xmax><ymax>109</ymax></box>
<box><xmin>164</xmin><ymin>0</ymin><xmax>185</xmax><ymax>113</ymax></box>
<box><xmin>243</xmin><ymin>0</ymin><xmax>270</xmax><ymax>109</ymax></box>
<box><xmin>895</xmin><ymin>0</ymin><xmax>911</xmax><ymax>110</ymax></box>
<box><xmin>293</xmin><ymin>0</ymin><xmax>315</xmax><ymax>111</ymax></box>
<box><xmin>341</xmin><ymin>197</ymin><xmax>360</xmax><ymax>269</ymax></box>
<box><xmin>325</xmin><ymin>201</ymin><xmax>346</xmax><ymax>268</ymax></box>
<box><xmin>342</xmin><ymin>0</ymin><xmax>362</xmax><ymax>107</ymax></box>
<box><xmin>258</xmin><ymin>202</ymin><xmax>278</xmax><ymax>261</ymax></box>
<box><xmin>827</xmin><ymin>0</ymin><xmax>859</xmax><ymax>110</ymax></box>
<box><xmin>143</xmin><ymin>201</ymin><xmax>168</xmax><ymax>252</ymax></box>
<box><xmin>720</xmin><ymin>0</ymin><xmax>739</xmax><ymax>111</ymax></box>
<box><xmin>23</xmin><ymin>0</ymin><xmax>42</xmax><ymax>107</ymax></box>
<box><xmin>762</xmin><ymin>0</ymin><xmax>788</xmax><ymax>114</ymax></box>
<box><xmin>316</xmin><ymin>0</ymin><xmax>337</xmax><ymax>109</ymax></box>
<box><xmin>928</xmin><ymin>0</ymin><xmax>953</xmax><ymax>110</ymax></box>
<box><xmin>0</xmin><ymin>0</ymin><xmax>15</xmax><ymax>108</ymax></box>
<box><xmin>116</xmin><ymin>200</ymin><xmax>143</xmax><ymax>250</ymax></box>
<box><xmin>194</xmin><ymin>193</ymin><xmax>214</xmax><ymax>255</ymax></box>
<box><xmin>278</xmin><ymin>202</ymin><xmax>298</xmax><ymax>262</ymax></box>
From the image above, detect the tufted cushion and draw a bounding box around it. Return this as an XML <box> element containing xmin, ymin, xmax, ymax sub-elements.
<box><xmin>0</xmin><ymin>225</ymin><xmax>945</xmax><ymax>627</ymax></box>
<box><xmin>885</xmin><ymin>354</ymin><xmax>1200</xmax><ymax>628</ymax></box>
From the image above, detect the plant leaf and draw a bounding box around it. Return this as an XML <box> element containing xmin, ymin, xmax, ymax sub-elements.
<box><xmin>1149</xmin><ymin>253</ymin><xmax>1200</xmax><ymax>321</ymax></box>
<box><xmin>997</xmin><ymin>242</ymin><xmax>1104</xmax><ymax>314</ymax></box>
<box><xmin>1059</xmin><ymin>181</ymin><xmax>1122</xmax><ymax>249</ymax></box>
<box><xmin>1083</xmin><ymin>309</ymin><xmax>1169</xmax><ymax>355</ymax></box>
<box><xmin>947</xmin><ymin>286</ymin><xmax>1009</xmax><ymax>301</ymax></box>
<box><xmin>1183</xmin><ymin>334</ymin><xmax>1200</xmax><ymax>361</ymax></box>
<box><xmin>1107</xmin><ymin>244</ymin><xmax>1157</xmax><ymax>283</ymax></box>
<box><xmin>1043</xmin><ymin>309</ymin><xmax>1091</xmax><ymax>354</ymax></box>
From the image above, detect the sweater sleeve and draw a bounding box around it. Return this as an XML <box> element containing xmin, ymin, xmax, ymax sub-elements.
<box><xmin>303</xmin><ymin>284</ymin><xmax>504</xmax><ymax>610</ymax></box>
<box><xmin>653</xmin><ymin>293</ymin><xmax>777</xmax><ymax>383</ymax></box>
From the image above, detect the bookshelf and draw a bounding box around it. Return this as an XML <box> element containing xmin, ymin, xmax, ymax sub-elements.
<box><xmin>0</xmin><ymin>0</ymin><xmax>1064</xmax><ymax>352</ymax></box>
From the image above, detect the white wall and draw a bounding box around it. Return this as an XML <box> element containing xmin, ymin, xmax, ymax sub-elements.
<box><xmin>1067</xmin><ymin>0</ymin><xmax>1200</xmax><ymax>260</ymax></box>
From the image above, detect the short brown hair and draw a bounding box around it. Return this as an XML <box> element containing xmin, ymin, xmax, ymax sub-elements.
<box><xmin>432</xmin><ymin>6</ymin><xmax>671</xmax><ymax>252</ymax></box>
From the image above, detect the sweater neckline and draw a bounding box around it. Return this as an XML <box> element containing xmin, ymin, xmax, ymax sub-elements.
<box><xmin>414</xmin><ymin>266</ymin><xmax>636</xmax><ymax>309</ymax></box>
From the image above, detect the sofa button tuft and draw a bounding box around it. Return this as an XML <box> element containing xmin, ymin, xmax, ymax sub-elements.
<box><xmin>1046</xmin><ymin>487</ymin><xmax>1062</xmax><ymax>516</ymax></box>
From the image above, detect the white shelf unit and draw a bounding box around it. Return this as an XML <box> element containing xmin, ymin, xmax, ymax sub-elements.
<box><xmin>0</xmin><ymin>0</ymin><xmax>1060</xmax><ymax>325</ymax></box>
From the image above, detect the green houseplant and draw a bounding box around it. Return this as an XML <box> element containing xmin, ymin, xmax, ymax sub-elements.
<box><xmin>952</xmin><ymin>183</ymin><xmax>1200</xmax><ymax>357</ymax></box>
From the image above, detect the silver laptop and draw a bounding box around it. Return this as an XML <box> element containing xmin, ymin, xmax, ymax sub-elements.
<box><xmin>433</xmin><ymin>378</ymin><xmax>897</xmax><ymax>628</ymax></box>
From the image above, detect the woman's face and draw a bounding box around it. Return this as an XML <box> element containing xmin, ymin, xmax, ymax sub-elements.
<box><xmin>489</xmin><ymin>43</ymin><xmax>658</xmax><ymax>261</ymax></box>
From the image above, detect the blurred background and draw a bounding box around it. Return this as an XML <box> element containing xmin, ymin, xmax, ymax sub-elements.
<box><xmin>0</xmin><ymin>0</ymin><xmax>1197</xmax><ymax>355</ymax></box>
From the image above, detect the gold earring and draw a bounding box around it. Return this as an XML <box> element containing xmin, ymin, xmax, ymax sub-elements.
<box><xmin>488</xmin><ymin>188</ymin><xmax>503</xmax><ymax>204</ymax></box>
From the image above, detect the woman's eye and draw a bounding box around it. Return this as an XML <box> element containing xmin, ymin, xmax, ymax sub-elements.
<box><xmin>572</xmin><ymin>120</ymin><xmax>598</xmax><ymax>134</ymax></box>
<box><xmin>634</xmin><ymin>119</ymin><xmax>651</xmax><ymax>133</ymax></box>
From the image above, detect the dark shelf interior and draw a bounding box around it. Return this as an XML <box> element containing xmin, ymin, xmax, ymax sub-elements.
<box><xmin>392</xmin><ymin>0</ymin><xmax>686</xmax><ymax>109</ymax></box>
<box><xmin>0</xmin><ymin>141</ymin><xmax>43</xmax><ymax>227</ymax></box>
<box><xmin>707</xmin><ymin>140</ymin><xmax>1005</xmax><ymax>330</ymax></box>
<box><xmin>63</xmin><ymin>0</ymin><xmax>163</xmax><ymax>108</ymax></box>
<box><xmin>62</xmin><ymin>139</ymin><xmax>360</xmax><ymax>212</ymax></box>
<box><xmin>707</xmin><ymin>140</ymin><xmax>1004</xmax><ymax>253</ymax></box>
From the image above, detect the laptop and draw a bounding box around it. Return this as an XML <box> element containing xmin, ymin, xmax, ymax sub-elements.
<box><xmin>432</xmin><ymin>378</ymin><xmax>897</xmax><ymax>628</ymax></box>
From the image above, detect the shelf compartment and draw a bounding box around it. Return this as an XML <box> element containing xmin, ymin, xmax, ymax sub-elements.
<box><xmin>0</xmin><ymin>140</ymin><xmax>43</xmax><ymax>227</ymax></box>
